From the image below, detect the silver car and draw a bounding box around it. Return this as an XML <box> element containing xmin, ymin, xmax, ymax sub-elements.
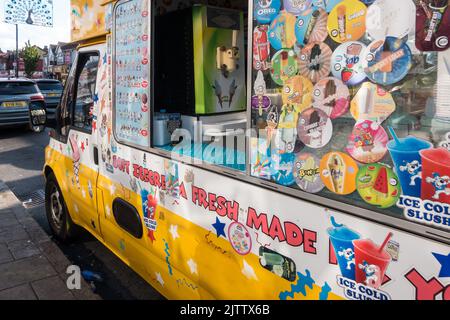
<box><xmin>34</xmin><ymin>79</ymin><xmax>63</xmax><ymax>121</ymax></box>
<box><xmin>0</xmin><ymin>78</ymin><xmax>46</xmax><ymax>131</ymax></box>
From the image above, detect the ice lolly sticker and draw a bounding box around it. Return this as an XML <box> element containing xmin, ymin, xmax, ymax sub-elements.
<box><xmin>350</xmin><ymin>82</ymin><xmax>396</xmax><ymax>123</ymax></box>
<box><xmin>356</xmin><ymin>163</ymin><xmax>401</xmax><ymax>208</ymax></box>
<box><xmin>320</xmin><ymin>151</ymin><xmax>358</xmax><ymax>195</ymax></box>
<box><xmin>295</xmin><ymin>7</ymin><xmax>328</xmax><ymax>45</ymax></box>
<box><xmin>312</xmin><ymin>77</ymin><xmax>350</xmax><ymax>119</ymax></box>
<box><xmin>327</xmin><ymin>0</ymin><xmax>367</xmax><ymax>43</ymax></box>
<box><xmin>294</xmin><ymin>153</ymin><xmax>325</xmax><ymax>193</ymax></box>
<box><xmin>253</xmin><ymin>25</ymin><xmax>271</xmax><ymax>71</ymax></box>
<box><xmin>366</xmin><ymin>0</ymin><xmax>416</xmax><ymax>41</ymax></box>
<box><xmin>327</xmin><ymin>217</ymin><xmax>361</xmax><ymax>280</ymax></box>
<box><xmin>297</xmin><ymin>42</ymin><xmax>332</xmax><ymax>83</ymax></box>
<box><xmin>269</xmin><ymin>152</ymin><xmax>296</xmax><ymax>186</ymax></box>
<box><xmin>228</xmin><ymin>222</ymin><xmax>252</xmax><ymax>255</ymax></box>
<box><xmin>268</xmin><ymin>11</ymin><xmax>297</xmax><ymax>50</ymax></box>
<box><xmin>281</xmin><ymin>75</ymin><xmax>313</xmax><ymax>113</ymax></box>
<box><xmin>275</xmin><ymin>104</ymin><xmax>299</xmax><ymax>153</ymax></box>
<box><xmin>254</xmin><ymin>0</ymin><xmax>281</xmax><ymax>24</ymax></box>
<box><xmin>270</xmin><ymin>49</ymin><xmax>298</xmax><ymax>86</ymax></box>
<box><xmin>346</xmin><ymin>120</ymin><xmax>389</xmax><ymax>164</ymax></box>
<box><xmin>331</xmin><ymin>41</ymin><xmax>367</xmax><ymax>86</ymax></box>
<box><xmin>297</xmin><ymin>108</ymin><xmax>333</xmax><ymax>149</ymax></box>
<box><xmin>415</xmin><ymin>0</ymin><xmax>450</xmax><ymax>51</ymax></box>
<box><xmin>363</xmin><ymin>37</ymin><xmax>412</xmax><ymax>86</ymax></box>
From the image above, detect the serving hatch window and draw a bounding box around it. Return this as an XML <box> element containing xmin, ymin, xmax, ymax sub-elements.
<box><xmin>113</xmin><ymin>0</ymin><xmax>151</xmax><ymax>149</ymax></box>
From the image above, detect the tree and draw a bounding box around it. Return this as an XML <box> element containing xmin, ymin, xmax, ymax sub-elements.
<box><xmin>21</xmin><ymin>41</ymin><xmax>40</xmax><ymax>78</ymax></box>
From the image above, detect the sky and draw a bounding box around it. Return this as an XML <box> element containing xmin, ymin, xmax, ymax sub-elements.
<box><xmin>0</xmin><ymin>0</ymin><xmax>71</xmax><ymax>51</ymax></box>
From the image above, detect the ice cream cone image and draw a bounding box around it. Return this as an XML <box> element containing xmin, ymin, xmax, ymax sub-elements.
<box><xmin>327</xmin><ymin>153</ymin><xmax>346</xmax><ymax>193</ymax></box>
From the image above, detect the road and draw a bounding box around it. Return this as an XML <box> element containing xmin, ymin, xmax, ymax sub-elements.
<box><xmin>0</xmin><ymin>126</ymin><xmax>164</xmax><ymax>300</ymax></box>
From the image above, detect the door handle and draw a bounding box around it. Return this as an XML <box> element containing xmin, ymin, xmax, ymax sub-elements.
<box><xmin>93</xmin><ymin>146</ymin><xmax>99</xmax><ymax>165</ymax></box>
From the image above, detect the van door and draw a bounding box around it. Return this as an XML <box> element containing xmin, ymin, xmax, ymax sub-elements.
<box><xmin>60</xmin><ymin>49</ymin><xmax>102</xmax><ymax>236</ymax></box>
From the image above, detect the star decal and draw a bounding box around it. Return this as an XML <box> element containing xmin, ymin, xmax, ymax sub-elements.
<box><xmin>155</xmin><ymin>272</ymin><xmax>165</xmax><ymax>286</ymax></box>
<box><xmin>212</xmin><ymin>217</ymin><xmax>226</xmax><ymax>238</ymax></box>
<box><xmin>187</xmin><ymin>258</ymin><xmax>198</xmax><ymax>275</ymax></box>
<box><xmin>432</xmin><ymin>252</ymin><xmax>450</xmax><ymax>278</ymax></box>
<box><xmin>103</xmin><ymin>53</ymin><xmax>107</xmax><ymax>65</ymax></box>
<box><xmin>80</xmin><ymin>142</ymin><xmax>85</xmax><ymax>152</ymax></box>
<box><xmin>93</xmin><ymin>93</ymin><xmax>99</xmax><ymax>103</ymax></box>
<box><xmin>92</xmin><ymin>121</ymin><xmax>97</xmax><ymax>132</ymax></box>
<box><xmin>242</xmin><ymin>259</ymin><xmax>258</xmax><ymax>280</ymax></box>
<box><xmin>169</xmin><ymin>224</ymin><xmax>179</xmax><ymax>240</ymax></box>
<box><xmin>109</xmin><ymin>183</ymin><xmax>116</xmax><ymax>196</ymax></box>
<box><xmin>81</xmin><ymin>188</ymin><xmax>86</xmax><ymax>199</ymax></box>
<box><xmin>73</xmin><ymin>204</ymin><xmax>79</xmax><ymax>213</ymax></box>
<box><xmin>105</xmin><ymin>206</ymin><xmax>111</xmax><ymax>218</ymax></box>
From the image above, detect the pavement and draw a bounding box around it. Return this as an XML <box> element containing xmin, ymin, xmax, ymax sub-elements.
<box><xmin>0</xmin><ymin>127</ymin><xmax>164</xmax><ymax>300</ymax></box>
<box><xmin>0</xmin><ymin>180</ymin><xmax>100</xmax><ymax>300</ymax></box>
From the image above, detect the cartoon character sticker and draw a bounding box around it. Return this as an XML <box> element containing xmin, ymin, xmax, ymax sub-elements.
<box><xmin>268</xmin><ymin>11</ymin><xmax>297</xmax><ymax>50</ymax></box>
<box><xmin>295</xmin><ymin>7</ymin><xmax>328</xmax><ymax>45</ymax></box>
<box><xmin>281</xmin><ymin>75</ymin><xmax>313</xmax><ymax>113</ymax></box>
<box><xmin>350</xmin><ymin>82</ymin><xmax>396</xmax><ymax>123</ymax></box>
<box><xmin>327</xmin><ymin>0</ymin><xmax>367</xmax><ymax>43</ymax></box>
<box><xmin>331</xmin><ymin>41</ymin><xmax>367</xmax><ymax>86</ymax></box>
<box><xmin>297</xmin><ymin>42</ymin><xmax>332</xmax><ymax>83</ymax></box>
<box><xmin>356</xmin><ymin>163</ymin><xmax>401</xmax><ymax>208</ymax></box>
<box><xmin>312</xmin><ymin>77</ymin><xmax>350</xmax><ymax>119</ymax></box>
<box><xmin>346</xmin><ymin>120</ymin><xmax>389</xmax><ymax>164</ymax></box>
<box><xmin>320</xmin><ymin>152</ymin><xmax>359</xmax><ymax>195</ymax></box>
<box><xmin>420</xmin><ymin>147</ymin><xmax>450</xmax><ymax>203</ymax></box>
<box><xmin>253</xmin><ymin>25</ymin><xmax>271</xmax><ymax>71</ymax></box>
<box><xmin>293</xmin><ymin>153</ymin><xmax>325</xmax><ymax>193</ymax></box>
<box><xmin>363</xmin><ymin>37</ymin><xmax>413</xmax><ymax>86</ymax></box>
<box><xmin>297</xmin><ymin>108</ymin><xmax>333</xmax><ymax>149</ymax></box>
<box><xmin>270</xmin><ymin>49</ymin><xmax>298</xmax><ymax>86</ymax></box>
<box><xmin>228</xmin><ymin>222</ymin><xmax>252</xmax><ymax>255</ymax></box>
<box><xmin>415</xmin><ymin>0</ymin><xmax>450</xmax><ymax>51</ymax></box>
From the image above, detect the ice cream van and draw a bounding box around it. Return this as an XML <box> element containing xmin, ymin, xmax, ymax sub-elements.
<box><xmin>41</xmin><ymin>0</ymin><xmax>450</xmax><ymax>300</ymax></box>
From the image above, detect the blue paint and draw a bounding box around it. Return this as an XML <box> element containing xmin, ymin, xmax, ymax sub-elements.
<box><xmin>163</xmin><ymin>239</ymin><xmax>173</xmax><ymax>276</ymax></box>
<box><xmin>212</xmin><ymin>217</ymin><xmax>226</xmax><ymax>238</ymax></box>
<box><xmin>319</xmin><ymin>282</ymin><xmax>332</xmax><ymax>300</ymax></box>
<box><xmin>432</xmin><ymin>252</ymin><xmax>450</xmax><ymax>278</ymax></box>
<box><xmin>279</xmin><ymin>270</ymin><xmax>315</xmax><ymax>300</ymax></box>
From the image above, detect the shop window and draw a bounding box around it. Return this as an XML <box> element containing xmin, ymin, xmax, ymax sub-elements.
<box><xmin>249</xmin><ymin>0</ymin><xmax>450</xmax><ymax>234</ymax></box>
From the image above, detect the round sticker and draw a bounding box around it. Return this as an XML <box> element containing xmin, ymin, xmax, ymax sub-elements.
<box><xmin>228</xmin><ymin>222</ymin><xmax>252</xmax><ymax>255</ymax></box>
<box><xmin>284</xmin><ymin>0</ymin><xmax>313</xmax><ymax>15</ymax></box>
<box><xmin>327</xmin><ymin>0</ymin><xmax>367</xmax><ymax>43</ymax></box>
<box><xmin>253</xmin><ymin>25</ymin><xmax>271</xmax><ymax>71</ymax></box>
<box><xmin>270</xmin><ymin>49</ymin><xmax>298</xmax><ymax>86</ymax></box>
<box><xmin>254</xmin><ymin>0</ymin><xmax>281</xmax><ymax>24</ymax></box>
<box><xmin>346</xmin><ymin>120</ymin><xmax>389</xmax><ymax>164</ymax></box>
<box><xmin>363</xmin><ymin>37</ymin><xmax>412</xmax><ymax>85</ymax></box>
<box><xmin>320</xmin><ymin>151</ymin><xmax>359</xmax><ymax>195</ymax></box>
<box><xmin>350</xmin><ymin>82</ymin><xmax>396</xmax><ymax>123</ymax></box>
<box><xmin>415</xmin><ymin>0</ymin><xmax>450</xmax><ymax>52</ymax></box>
<box><xmin>268</xmin><ymin>11</ymin><xmax>297</xmax><ymax>50</ymax></box>
<box><xmin>366</xmin><ymin>0</ymin><xmax>416</xmax><ymax>41</ymax></box>
<box><xmin>331</xmin><ymin>41</ymin><xmax>367</xmax><ymax>86</ymax></box>
<box><xmin>252</xmin><ymin>95</ymin><xmax>272</xmax><ymax>112</ymax></box>
<box><xmin>297</xmin><ymin>42</ymin><xmax>332</xmax><ymax>83</ymax></box>
<box><xmin>294</xmin><ymin>153</ymin><xmax>325</xmax><ymax>193</ymax></box>
<box><xmin>356</xmin><ymin>163</ymin><xmax>401</xmax><ymax>208</ymax></box>
<box><xmin>312</xmin><ymin>77</ymin><xmax>350</xmax><ymax>119</ymax></box>
<box><xmin>270</xmin><ymin>152</ymin><xmax>296</xmax><ymax>186</ymax></box>
<box><xmin>282</xmin><ymin>75</ymin><xmax>314</xmax><ymax>113</ymax></box>
<box><xmin>295</xmin><ymin>7</ymin><xmax>328</xmax><ymax>45</ymax></box>
<box><xmin>275</xmin><ymin>104</ymin><xmax>299</xmax><ymax>153</ymax></box>
<box><xmin>297</xmin><ymin>107</ymin><xmax>333</xmax><ymax>149</ymax></box>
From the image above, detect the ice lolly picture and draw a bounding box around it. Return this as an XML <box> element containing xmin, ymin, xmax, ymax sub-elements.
<box><xmin>327</xmin><ymin>0</ymin><xmax>367</xmax><ymax>43</ymax></box>
<box><xmin>337</xmin><ymin>5</ymin><xmax>347</xmax><ymax>42</ymax></box>
<box><xmin>416</xmin><ymin>0</ymin><xmax>450</xmax><ymax>51</ymax></box>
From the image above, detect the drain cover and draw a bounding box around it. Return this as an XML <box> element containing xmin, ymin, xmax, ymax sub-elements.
<box><xmin>17</xmin><ymin>189</ymin><xmax>45</xmax><ymax>209</ymax></box>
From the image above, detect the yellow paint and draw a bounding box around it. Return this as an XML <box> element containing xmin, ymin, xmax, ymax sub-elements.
<box><xmin>45</xmin><ymin>147</ymin><xmax>343</xmax><ymax>300</ymax></box>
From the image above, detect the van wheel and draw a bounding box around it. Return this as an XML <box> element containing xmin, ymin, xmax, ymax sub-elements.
<box><xmin>29</xmin><ymin>123</ymin><xmax>45</xmax><ymax>133</ymax></box>
<box><xmin>45</xmin><ymin>173</ymin><xmax>80</xmax><ymax>242</ymax></box>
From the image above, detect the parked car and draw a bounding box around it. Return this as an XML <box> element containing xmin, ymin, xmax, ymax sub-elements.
<box><xmin>34</xmin><ymin>79</ymin><xmax>63</xmax><ymax>121</ymax></box>
<box><xmin>0</xmin><ymin>78</ymin><xmax>46</xmax><ymax>132</ymax></box>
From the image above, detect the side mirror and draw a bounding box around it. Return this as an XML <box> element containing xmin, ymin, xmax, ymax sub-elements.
<box><xmin>29</xmin><ymin>101</ymin><xmax>47</xmax><ymax>133</ymax></box>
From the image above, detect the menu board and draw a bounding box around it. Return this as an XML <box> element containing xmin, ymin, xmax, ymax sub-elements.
<box><xmin>250</xmin><ymin>0</ymin><xmax>450</xmax><ymax>233</ymax></box>
<box><xmin>114</xmin><ymin>0</ymin><xmax>151</xmax><ymax>147</ymax></box>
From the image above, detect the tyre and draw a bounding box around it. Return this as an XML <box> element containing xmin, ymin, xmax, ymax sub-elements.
<box><xmin>45</xmin><ymin>173</ymin><xmax>80</xmax><ymax>242</ymax></box>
